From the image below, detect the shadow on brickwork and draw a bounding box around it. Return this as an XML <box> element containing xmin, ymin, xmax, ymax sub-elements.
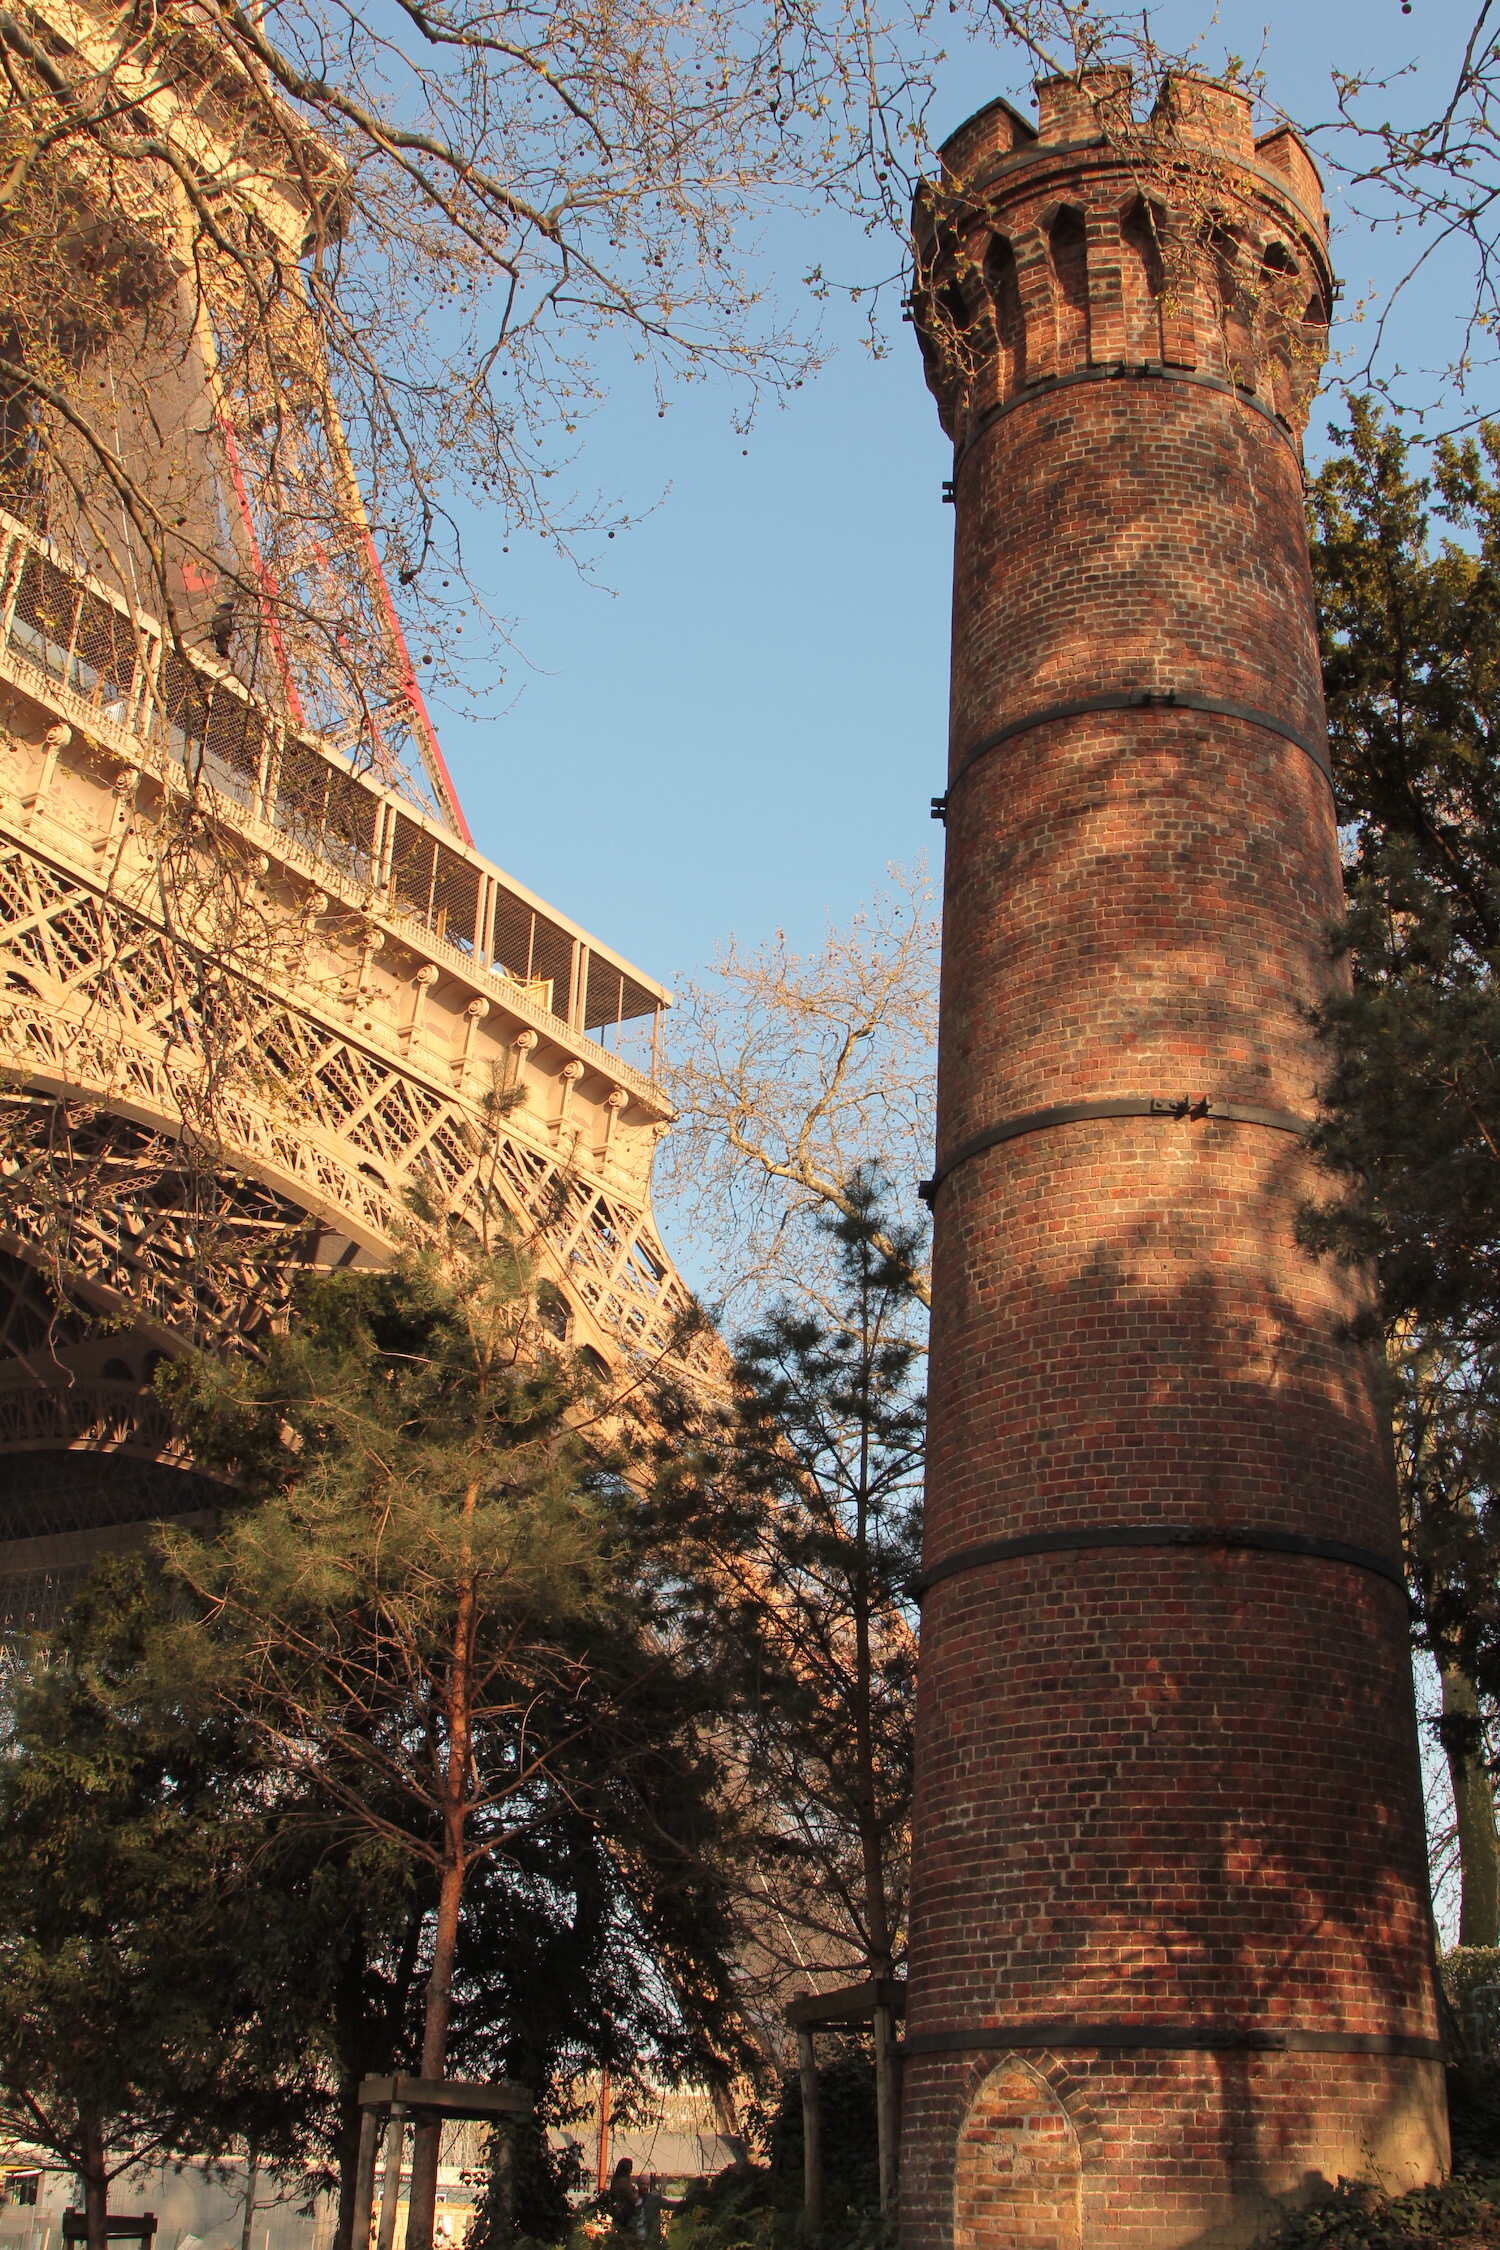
<box><xmin>919</xmin><ymin>1068</ymin><xmax>1445</xmax><ymax>2239</ymax></box>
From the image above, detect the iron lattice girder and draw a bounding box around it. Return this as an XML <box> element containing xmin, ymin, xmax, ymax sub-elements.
<box><xmin>0</xmin><ymin>6</ymin><xmax>712</xmax><ymax>1605</ymax></box>
<box><xmin>0</xmin><ymin>733</ymin><xmax>715</xmax><ymax>1552</ymax></box>
<box><xmin>0</xmin><ymin>1419</ymin><xmax>201</xmax><ymax>1511</ymax></box>
<box><xmin>0</xmin><ymin>1097</ymin><xmax>310</xmax><ymax>1341</ymax></box>
<box><xmin>0</xmin><ymin>825</ymin><xmax>700</xmax><ymax>1366</ymax></box>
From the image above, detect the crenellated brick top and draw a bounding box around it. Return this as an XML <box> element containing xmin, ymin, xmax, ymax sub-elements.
<box><xmin>912</xmin><ymin>67</ymin><xmax>1332</xmax><ymax>446</ymax></box>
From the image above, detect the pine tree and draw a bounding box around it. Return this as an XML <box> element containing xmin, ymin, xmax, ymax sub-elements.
<box><xmin>650</xmin><ymin>1172</ymin><xmax>924</xmax><ymax>2214</ymax></box>
<box><xmin>1306</xmin><ymin>400</ymin><xmax>1500</xmax><ymax>1937</ymax></box>
<box><xmin>163</xmin><ymin>1231</ymin><xmax>744</xmax><ymax>2250</ymax></box>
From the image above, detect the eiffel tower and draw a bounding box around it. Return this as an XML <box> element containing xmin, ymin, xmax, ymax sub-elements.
<box><xmin>0</xmin><ymin>1</ymin><xmax>706</xmax><ymax>1632</ymax></box>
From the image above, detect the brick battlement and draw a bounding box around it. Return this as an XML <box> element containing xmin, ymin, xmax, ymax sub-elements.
<box><xmin>911</xmin><ymin>68</ymin><xmax>1331</xmax><ymax>446</ymax></box>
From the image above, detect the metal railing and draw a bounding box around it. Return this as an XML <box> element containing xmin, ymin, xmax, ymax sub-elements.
<box><xmin>0</xmin><ymin>510</ymin><xmax>667</xmax><ymax>1096</ymax></box>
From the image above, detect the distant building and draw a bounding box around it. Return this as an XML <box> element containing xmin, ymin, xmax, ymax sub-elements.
<box><xmin>0</xmin><ymin>2080</ymin><xmax>739</xmax><ymax>2250</ymax></box>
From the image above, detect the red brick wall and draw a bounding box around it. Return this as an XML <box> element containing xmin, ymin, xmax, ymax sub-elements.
<box><xmin>904</xmin><ymin>70</ymin><xmax>1447</xmax><ymax>2249</ymax></box>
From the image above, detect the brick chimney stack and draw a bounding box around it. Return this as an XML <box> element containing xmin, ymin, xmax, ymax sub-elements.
<box><xmin>903</xmin><ymin>70</ymin><xmax>1447</xmax><ymax>2249</ymax></box>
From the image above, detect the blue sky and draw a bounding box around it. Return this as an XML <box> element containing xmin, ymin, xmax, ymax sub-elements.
<box><xmin>385</xmin><ymin>3</ymin><xmax>1474</xmax><ymax>1911</ymax></box>
<box><xmin>429</xmin><ymin>0</ymin><xmax>1481</xmax><ymax>1004</ymax></box>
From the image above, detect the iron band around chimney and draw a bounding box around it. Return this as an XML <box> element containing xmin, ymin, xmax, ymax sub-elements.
<box><xmin>945</xmin><ymin>688</ymin><xmax>1334</xmax><ymax>800</ymax></box>
<box><xmin>918</xmin><ymin>1094</ymin><xmax>1310</xmax><ymax>1206</ymax></box>
<box><xmin>956</xmin><ymin>360</ymin><xmax>1302</xmax><ymax>460</ymax></box>
<box><xmin>901</xmin><ymin>2024</ymin><xmax>1443</xmax><ymax>2062</ymax></box>
<box><xmin>915</xmin><ymin>1522</ymin><xmax>1406</xmax><ymax>1599</ymax></box>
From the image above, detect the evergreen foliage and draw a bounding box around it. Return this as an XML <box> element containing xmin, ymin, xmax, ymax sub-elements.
<box><xmin>1307</xmin><ymin>401</ymin><xmax>1500</xmax><ymax>1355</ymax></box>
<box><xmin>764</xmin><ymin>2049</ymin><xmax>879</xmax><ymax>2219</ymax></box>
<box><xmin>1305</xmin><ymin>406</ymin><xmax>1500</xmax><ymax>1930</ymax></box>
<box><xmin>159</xmin><ymin>1235</ymin><xmax>745</xmax><ymax>2250</ymax></box>
<box><xmin>1440</xmin><ymin>1944</ymin><xmax>1500</xmax><ymax>2053</ymax></box>
<box><xmin>0</xmin><ymin>1558</ymin><xmax>334</xmax><ymax>2250</ymax></box>
<box><xmin>1255</xmin><ymin>2175</ymin><xmax>1500</xmax><ymax>2248</ymax></box>
<box><xmin>653</xmin><ymin>1176</ymin><xmax>923</xmax><ymax>1991</ymax></box>
<box><xmin>649</xmin><ymin>1175</ymin><xmax>923</xmax><ymax>2209</ymax></box>
<box><xmin>463</xmin><ymin>2114</ymin><xmax>582</xmax><ymax>2250</ymax></box>
<box><xmin>669</xmin><ymin>2059</ymin><xmax>890</xmax><ymax>2250</ymax></box>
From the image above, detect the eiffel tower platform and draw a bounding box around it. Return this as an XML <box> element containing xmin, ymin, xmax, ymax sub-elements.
<box><xmin>0</xmin><ymin>505</ymin><xmax>706</xmax><ymax>1630</ymax></box>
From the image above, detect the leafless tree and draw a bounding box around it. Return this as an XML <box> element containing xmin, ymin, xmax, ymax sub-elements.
<box><xmin>658</xmin><ymin>863</ymin><xmax>937</xmax><ymax>1323</ymax></box>
<box><xmin>1321</xmin><ymin>4</ymin><xmax>1500</xmax><ymax>414</ymax></box>
<box><xmin>0</xmin><ymin>0</ymin><xmax>966</xmax><ymax>717</ymax></box>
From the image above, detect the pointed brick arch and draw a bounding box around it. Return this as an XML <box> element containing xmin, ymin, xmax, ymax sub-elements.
<box><xmin>952</xmin><ymin>2055</ymin><xmax>1083</xmax><ymax>2250</ymax></box>
<box><xmin>1046</xmin><ymin>206</ymin><xmax>1090</xmax><ymax>369</ymax></box>
<box><xmin>1119</xmin><ymin>196</ymin><xmax>1167</xmax><ymax>359</ymax></box>
<box><xmin>984</xmin><ymin>234</ymin><xmax>1027</xmax><ymax>392</ymax></box>
<box><xmin>1205</xmin><ymin>216</ymin><xmax>1254</xmax><ymax>383</ymax></box>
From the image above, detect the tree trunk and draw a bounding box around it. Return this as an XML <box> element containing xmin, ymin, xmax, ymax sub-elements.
<box><xmin>595</xmin><ymin>2065</ymin><xmax>610</xmax><ymax>2193</ymax></box>
<box><xmin>849</xmin><ymin>1313</ymin><xmax>900</xmax><ymax>2221</ymax></box>
<box><xmin>376</xmin><ymin>2113</ymin><xmax>406</xmax><ymax>2250</ymax></box>
<box><xmin>406</xmin><ymin>1496</ymin><xmax>479</xmax><ymax>2250</ymax></box>
<box><xmin>405</xmin><ymin>1848</ymin><xmax>464</xmax><ymax>2250</ymax></box>
<box><xmin>852</xmin><ymin>1592</ymin><xmax>898</xmax><ymax>2207</ymax></box>
<box><xmin>871</xmin><ymin>2000</ymin><xmax>901</xmax><ymax>2219</ymax></box>
<box><xmin>240</xmin><ymin>2148</ymin><xmax>258</xmax><ymax>2250</ymax></box>
<box><xmin>708</xmin><ymin>2084</ymin><xmax>748</xmax><ymax>2175</ymax></box>
<box><xmin>80</xmin><ymin>2116</ymin><xmax>109</xmax><ymax>2250</ymax></box>
<box><xmin>332</xmin><ymin>2071</ymin><xmax>369</xmax><ymax>2250</ymax></box>
<box><xmin>795</xmin><ymin>2029</ymin><xmax>823</xmax><ymax>2238</ymax></box>
<box><xmin>1441</xmin><ymin>1660</ymin><xmax>1500</xmax><ymax>1946</ymax></box>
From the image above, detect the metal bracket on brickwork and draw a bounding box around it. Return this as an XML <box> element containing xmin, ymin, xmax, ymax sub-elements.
<box><xmin>940</xmin><ymin>479</ymin><xmax>955</xmax><ymax>503</ymax></box>
<box><xmin>916</xmin><ymin>1093</ymin><xmax>1310</xmax><ymax>1206</ymax></box>
<box><xmin>927</xmin><ymin>712</ymin><xmax>1333</xmax><ymax>849</ymax></box>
